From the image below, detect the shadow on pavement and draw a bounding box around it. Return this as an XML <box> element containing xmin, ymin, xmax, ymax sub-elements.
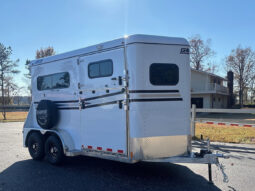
<box><xmin>0</xmin><ymin>156</ymin><xmax>221</xmax><ymax>191</ymax></box>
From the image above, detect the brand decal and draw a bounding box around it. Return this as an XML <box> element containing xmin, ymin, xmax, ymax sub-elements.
<box><xmin>180</xmin><ymin>48</ymin><xmax>189</xmax><ymax>54</ymax></box>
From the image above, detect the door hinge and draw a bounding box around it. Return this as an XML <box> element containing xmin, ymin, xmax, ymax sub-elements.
<box><xmin>123</xmin><ymin>99</ymin><xmax>129</xmax><ymax>111</ymax></box>
<box><xmin>122</xmin><ymin>76</ymin><xmax>129</xmax><ymax>87</ymax></box>
<box><xmin>79</xmin><ymin>97</ymin><xmax>82</xmax><ymax>110</ymax></box>
<box><xmin>123</xmin><ymin>69</ymin><xmax>128</xmax><ymax>75</ymax></box>
<box><xmin>122</xmin><ymin>70</ymin><xmax>129</xmax><ymax>87</ymax></box>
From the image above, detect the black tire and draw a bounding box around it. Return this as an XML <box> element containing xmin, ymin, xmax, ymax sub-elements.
<box><xmin>27</xmin><ymin>132</ymin><xmax>45</xmax><ymax>160</ymax></box>
<box><xmin>45</xmin><ymin>135</ymin><xmax>64</xmax><ymax>165</ymax></box>
<box><xmin>36</xmin><ymin>100</ymin><xmax>59</xmax><ymax>129</ymax></box>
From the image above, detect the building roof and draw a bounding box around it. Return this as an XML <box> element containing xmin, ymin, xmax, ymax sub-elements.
<box><xmin>30</xmin><ymin>34</ymin><xmax>189</xmax><ymax>66</ymax></box>
<box><xmin>191</xmin><ymin>68</ymin><xmax>227</xmax><ymax>81</ymax></box>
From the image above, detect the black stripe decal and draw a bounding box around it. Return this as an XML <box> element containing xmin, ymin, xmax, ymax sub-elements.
<box><xmin>58</xmin><ymin>107</ymin><xmax>79</xmax><ymax>110</ymax></box>
<box><xmin>57</xmin><ymin>103</ymin><xmax>77</xmax><ymax>106</ymax></box>
<box><xmin>130</xmin><ymin>98</ymin><xmax>183</xmax><ymax>102</ymax></box>
<box><xmin>34</xmin><ymin>92</ymin><xmax>181</xmax><ymax>110</ymax></box>
<box><xmin>57</xmin><ymin>101</ymin><xmax>119</xmax><ymax>110</ymax></box>
<box><xmin>34</xmin><ymin>100</ymin><xmax>78</xmax><ymax>104</ymax></box>
<box><xmin>54</xmin><ymin>100</ymin><xmax>79</xmax><ymax>104</ymax></box>
<box><xmin>129</xmin><ymin>90</ymin><xmax>179</xmax><ymax>93</ymax></box>
<box><xmin>43</xmin><ymin>97</ymin><xmax>182</xmax><ymax>110</ymax></box>
<box><xmin>85</xmin><ymin>101</ymin><xmax>118</xmax><ymax>109</ymax></box>
<box><xmin>85</xmin><ymin>98</ymin><xmax>183</xmax><ymax>109</ymax></box>
<box><xmin>83</xmin><ymin>89</ymin><xmax>125</xmax><ymax>101</ymax></box>
<box><xmin>33</xmin><ymin>89</ymin><xmax>124</xmax><ymax>105</ymax></box>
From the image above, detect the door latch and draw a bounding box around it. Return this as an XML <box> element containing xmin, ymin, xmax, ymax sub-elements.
<box><xmin>118</xmin><ymin>76</ymin><xmax>128</xmax><ymax>87</ymax></box>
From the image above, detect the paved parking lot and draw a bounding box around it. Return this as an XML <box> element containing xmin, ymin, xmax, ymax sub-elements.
<box><xmin>0</xmin><ymin>122</ymin><xmax>255</xmax><ymax>191</ymax></box>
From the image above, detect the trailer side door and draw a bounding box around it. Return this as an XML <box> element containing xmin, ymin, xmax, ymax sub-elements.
<box><xmin>78</xmin><ymin>48</ymin><xmax>127</xmax><ymax>155</ymax></box>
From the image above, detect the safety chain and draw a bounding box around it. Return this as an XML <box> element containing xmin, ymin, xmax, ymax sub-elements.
<box><xmin>216</xmin><ymin>162</ymin><xmax>229</xmax><ymax>183</ymax></box>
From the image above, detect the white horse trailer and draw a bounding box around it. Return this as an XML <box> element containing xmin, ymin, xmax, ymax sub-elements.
<box><xmin>23</xmin><ymin>34</ymin><xmax>226</xmax><ymax>182</ymax></box>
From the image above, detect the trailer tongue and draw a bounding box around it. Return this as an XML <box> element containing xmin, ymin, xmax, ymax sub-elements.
<box><xmin>144</xmin><ymin>139</ymin><xmax>229</xmax><ymax>183</ymax></box>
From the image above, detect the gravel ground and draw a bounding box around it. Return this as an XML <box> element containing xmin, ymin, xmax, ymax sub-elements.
<box><xmin>0</xmin><ymin>122</ymin><xmax>255</xmax><ymax>191</ymax></box>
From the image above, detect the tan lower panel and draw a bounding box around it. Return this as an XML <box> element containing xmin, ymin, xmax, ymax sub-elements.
<box><xmin>131</xmin><ymin>135</ymin><xmax>189</xmax><ymax>160</ymax></box>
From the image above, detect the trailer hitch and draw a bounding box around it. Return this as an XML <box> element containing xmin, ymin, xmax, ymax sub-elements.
<box><xmin>203</xmin><ymin>139</ymin><xmax>229</xmax><ymax>184</ymax></box>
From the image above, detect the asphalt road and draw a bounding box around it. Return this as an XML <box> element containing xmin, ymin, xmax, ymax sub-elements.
<box><xmin>196</xmin><ymin>113</ymin><xmax>255</xmax><ymax>124</ymax></box>
<box><xmin>0</xmin><ymin>122</ymin><xmax>255</xmax><ymax>191</ymax></box>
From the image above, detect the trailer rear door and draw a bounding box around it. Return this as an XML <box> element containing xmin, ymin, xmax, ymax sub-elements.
<box><xmin>127</xmin><ymin>43</ymin><xmax>190</xmax><ymax>159</ymax></box>
<box><xmin>78</xmin><ymin>48</ymin><xmax>127</xmax><ymax>155</ymax></box>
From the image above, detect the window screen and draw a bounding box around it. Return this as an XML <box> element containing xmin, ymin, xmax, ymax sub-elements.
<box><xmin>150</xmin><ymin>63</ymin><xmax>179</xmax><ymax>85</ymax></box>
<box><xmin>37</xmin><ymin>72</ymin><xmax>70</xmax><ymax>91</ymax></box>
<box><xmin>88</xmin><ymin>59</ymin><xmax>113</xmax><ymax>78</ymax></box>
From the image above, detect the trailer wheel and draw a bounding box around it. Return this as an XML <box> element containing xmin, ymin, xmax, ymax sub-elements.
<box><xmin>36</xmin><ymin>100</ymin><xmax>59</xmax><ymax>129</ymax></box>
<box><xmin>27</xmin><ymin>132</ymin><xmax>45</xmax><ymax>160</ymax></box>
<box><xmin>45</xmin><ymin>135</ymin><xmax>64</xmax><ymax>165</ymax></box>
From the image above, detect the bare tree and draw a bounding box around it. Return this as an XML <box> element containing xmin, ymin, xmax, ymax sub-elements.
<box><xmin>12</xmin><ymin>86</ymin><xmax>24</xmax><ymax>105</ymax></box>
<box><xmin>25</xmin><ymin>47</ymin><xmax>55</xmax><ymax>98</ymax></box>
<box><xmin>189</xmin><ymin>35</ymin><xmax>215</xmax><ymax>70</ymax></box>
<box><xmin>4</xmin><ymin>76</ymin><xmax>18</xmax><ymax>105</ymax></box>
<box><xmin>24</xmin><ymin>59</ymin><xmax>31</xmax><ymax>79</ymax></box>
<box><xmin>0</xmin><ymin>43</ymin><xmax>19</xmax><ymax>120</ymax></box>
<box><xmin>204</xmin><ymin>62</ymin><xmax>218</xmax><ymax>74</ymax></box>
<box><xmin>250</xmin><ymin>79</ymin><xmax>255</xmax><ymax>104</ymax></box>
<box><xmin>226</xmin><ymin>45</ymin><xmax>255</xmax><ymax>107</ymax></box>
<box><xmin>24</xmin><ymin>59</ymin><xmax>32</xmax><ymax>99</ymax></box>
<box><xmin>36</xmin><ymin>46</ymin><xmax>55</xmax><ymax>59</ymax></box>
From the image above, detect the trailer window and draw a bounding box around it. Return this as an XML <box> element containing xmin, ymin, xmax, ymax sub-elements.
<box><xmin>150</xmin><ymin>63</ymin><xmax>179</xmax><ymax>85</ymax></box>
<box><xmin>88</xmin><ymin>59</ymin><xmax>113</xmax><ymax>78</ymax></box>
<box><xmin>37</xmin><ymin>72</ymin><xmax>70</xmax><ymax>91</ymax></box>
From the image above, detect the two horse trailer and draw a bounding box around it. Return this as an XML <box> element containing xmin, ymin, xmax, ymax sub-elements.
<box><xmin>23</xmin><ymin>34</ymin><xmax>226</xmax><ymax>182</ymax></box>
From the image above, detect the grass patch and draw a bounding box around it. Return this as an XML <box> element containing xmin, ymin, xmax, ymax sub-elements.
<box><xmin>195</xmin><ymin>123</ymin><xmax>255</xmax><ymax>144</ymax></box>
<box><xmin>0</xmin><ymin>112</ymin><xmax>27</xmax><ymax>122</ymax></box>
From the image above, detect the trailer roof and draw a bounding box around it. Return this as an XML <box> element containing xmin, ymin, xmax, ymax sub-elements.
<box><xmin>30</xmin><ymin>34</ymin><xmax>189</xmax><ymax>66</ymax></box>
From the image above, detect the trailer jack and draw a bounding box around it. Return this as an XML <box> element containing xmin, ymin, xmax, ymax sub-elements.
<box><xmin>193</xmin><ymin>139</ymin><xmax>229</xmax><ymax>184</ymax></box>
